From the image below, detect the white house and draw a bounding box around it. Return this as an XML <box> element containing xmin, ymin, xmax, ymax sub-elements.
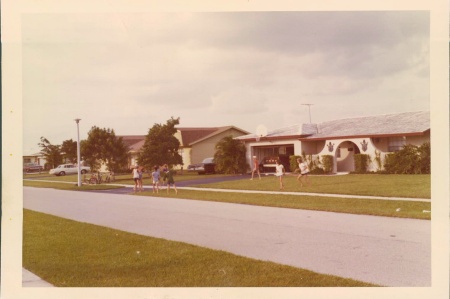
<box><xmin>236</xmin><ymin>111</ymin><xmax>430</xmax><ymax>173</ymax></box>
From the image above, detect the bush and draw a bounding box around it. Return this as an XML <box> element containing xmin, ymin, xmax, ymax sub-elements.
<box><xmin>354</xmin><ymin>154</ymin><xmax>370</xmax><ymax>173</ymax></box>
<box><xmin>418</xmin><ymin>142</ymin><xmax>430</xmax><ymax>174</ymax></box>
<box><xmin>321</xmin><ymin>155</ymin><xmax>333</xmax><ymax>174</ymax></box>
<box><xmin>310</xmin><ymin>167</ymin><xmax>325</xmax><ymax>174</ymax></box>
<box><xmin>383</xmin><ymin>143</ymin><xmax>430</xmax><ymax>174</ymax></box>
<box><xmin>289</xmin><ymin>155</ymin><xmax>301</xmax><ymax>173</ymax></box>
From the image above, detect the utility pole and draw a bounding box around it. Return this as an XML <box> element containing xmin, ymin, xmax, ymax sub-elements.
<box><xmin>74</xmin><ymin>118</ymin><xmax>81</xmax><ymax>187</ymax></box>
<box><xmin>301</xmin><ymin>104</ymin><xmax>313</xmax><ymax>123</ymax></box>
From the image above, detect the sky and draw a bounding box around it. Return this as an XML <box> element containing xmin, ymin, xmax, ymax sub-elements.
<box><xmin>22</xmin><ymin>10</ymin><xmax>430</xmax><ymax>154</ymax></box>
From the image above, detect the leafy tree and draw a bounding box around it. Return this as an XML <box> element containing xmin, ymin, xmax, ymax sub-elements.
<box><xmin>38</xmin><ymin>137</ymin><xmax>63</xmax><ymax>169</ymax></box>
<box><xmin>81</xmin><ymin>126</ymin><xmax>129</xmax><ymax>172</ymax></box>
<box><xmin>61</xmin><ymin>139</ymin><xmax>77</xmax><ymax>163</ymax></box>
<box><xmin>138</xmin><ymin>117</ymin><xmax>183</xmax><ymax>170</ymax></box>
<box><xmin>213</xmin><ymin>135</ymin><xmax>248</xmax><ymax>174</ymax></box>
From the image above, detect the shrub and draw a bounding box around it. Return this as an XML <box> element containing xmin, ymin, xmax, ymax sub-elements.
<box><xmin>418</xmin><ymin>142</ymin><xmax>431</xmax><ymax>174</ymax></box>
<box><xmin>383</xmin><ymin>143</ymin><xmax>430</xmax><ymax>174</ymax></box>
<box><xmin>289</xmin><ymin>155</ymin><xmax>301</xmax><ymax>173</ymax></box>
<box><xmin>354</xmin><ymin>154</ymin><xmax>370</xmax><ymax>173</ymax></box>
<box><xmin>321</xmin><ymin>155</ymin><xmax>333</xmax><ymax>174</ymax></box>
<box><xmin>374</xmin><ymin>150</ymin><xmax>382</xmax><ymax>171</ymax></box>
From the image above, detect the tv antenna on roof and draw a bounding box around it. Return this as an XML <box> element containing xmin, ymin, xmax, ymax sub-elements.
<box><xmin>255</xmin><ymin>124</ymin><xmax>268</xmax><ymax>142</ymax></box>
<box><xmin>301</xmin><ymin>103</ymin><xmax>314</xmax><ymax>123</ymax></box>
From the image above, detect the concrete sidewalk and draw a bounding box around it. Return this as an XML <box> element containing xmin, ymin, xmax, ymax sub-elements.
<box><xmin>22</xmin><ymin>268</ymin><xmax>54</xmax><ymax>287</ymax></box>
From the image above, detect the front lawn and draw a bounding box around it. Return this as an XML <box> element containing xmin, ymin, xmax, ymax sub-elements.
<box><xmin>194</xmin><ymin>174</ymin><xmax>431</xmax><ymax>199</ymax></box>
<box><xmin>23</xmin><ymin>209</ymin><xmax>377</xmax><ymax>287</ymax></box>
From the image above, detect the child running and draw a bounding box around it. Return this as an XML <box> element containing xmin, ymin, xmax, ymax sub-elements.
<box><xmin>250</xmin><ymin>156</ymin><xmax>261</xmax><ymax>180</ymax></box>
<box><xmin>151</xmin><ymin>166</ymin><xmax>160</xmax><ymax>193</ymax></box>
<box><xmin>297</xmin><ymin>157</ymin><xmax>310</xmax><ymax>187</ymax></box>
<box><xmin>165</xmin><ymin>167</ymin><xmax>178</xmax><ymax>194</ymax></box>
<box><xmin>132</xmin><ymin>165</ymin><xmax>139</xmax><ymax>192</ymax></box>
<box><xmin>275</xmin><ymin>160</ymin><xmax>285</xmax><ymax>190</ymax></box>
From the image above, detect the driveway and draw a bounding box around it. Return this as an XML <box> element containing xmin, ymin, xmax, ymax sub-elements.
<box><xmin>23</xmin><ymin>187</ymin><xmax>430</xmax><ymax>287</ymax></box>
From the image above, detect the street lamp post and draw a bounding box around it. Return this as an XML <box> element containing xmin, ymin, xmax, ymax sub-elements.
<box><xmin>75</xmin><ymin>118</ymin><xmax>81</xmax><ymax>187</ymax></box>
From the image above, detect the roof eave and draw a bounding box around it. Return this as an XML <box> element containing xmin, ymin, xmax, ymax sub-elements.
<box><xmin>238</xmin><ymin>134</ymin><xmax>311</xmax><ymax>142</ymax></box>
<box><xmin>299</xmin><ymin>131</ymin><xmax>429</xmax><ymax>141</ymax></box>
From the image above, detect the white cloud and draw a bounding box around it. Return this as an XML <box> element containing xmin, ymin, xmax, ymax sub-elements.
<box><xmin>22</xmin><ymin>11</ymin><xmax>430</xmax><ymax>151</ymax></box>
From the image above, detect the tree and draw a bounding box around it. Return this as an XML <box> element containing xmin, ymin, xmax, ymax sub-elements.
<box><xmin>81</xmin><ymin>126</ymin><xmax>129</xmax><ymax>172</ymax></box>
<box><xmin>138</xmin><ymin>117</ymin><xmax>183</xmax><ymax>170</ymax></box>
<box><xmin>61</xmin><ymin>139</ymin><xmax>77</xmax><ymax>163</ymax></box>
<box><xmin>38</xmin><ymin>137</ymin><xmax>63</xmax><ymax>169</ymax></box>
<box><xmin>213</xmin><ymin>135</ymin><xmax>248</xmax><ymax>174</ymax></box>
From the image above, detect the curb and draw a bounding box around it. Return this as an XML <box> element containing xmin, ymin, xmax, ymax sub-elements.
<box><xmin>22</xmin><ymin>268</ymin><xmax>54</xmax><ymax>287</ymax></box>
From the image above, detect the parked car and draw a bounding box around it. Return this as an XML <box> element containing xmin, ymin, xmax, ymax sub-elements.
<box><xmin>23</xmin><ymin>163</ymin><xmax>44</xmax><ymax>173</ymax></box>
<box><xmin>187</xmin><ymin>163</ymin><xmax>202</xmax><ymax>172</ymax></box>
<box><xmin>191</xmin><ymin>157</ymin><xmax>216</xmax><ymax>175</ymax></box>
<box><xmin>49</xmin><ymin>164</ymin><xmax>91</xmax><ymax>176</ymax></box>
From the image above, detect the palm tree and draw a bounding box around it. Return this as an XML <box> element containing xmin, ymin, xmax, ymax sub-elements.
<box><xmin>214</xmin><ymin>135</ymin><xmax>248</xmax><ymax>174</ymax></box>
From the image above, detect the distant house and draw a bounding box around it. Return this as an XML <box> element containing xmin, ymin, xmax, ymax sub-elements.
<box><xmin>236</xmin><ymin>111</ymin><xmax>430</xmax><ymax>173</ymax></box>
<box><xmin>119</xmin><ymin>126</ymin><xmax>249</xmax><ymax>169</ymax></box>
<box><xmin>23</xmin><ymin>152</ymin><xmax>46</xmax><ymax>168</ymax></box>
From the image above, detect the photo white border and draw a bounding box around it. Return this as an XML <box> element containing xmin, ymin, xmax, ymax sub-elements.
<box><xmin>2</xmin><ymin>1</ymin><xmax>448</xmax><ymax>298</ymax></box>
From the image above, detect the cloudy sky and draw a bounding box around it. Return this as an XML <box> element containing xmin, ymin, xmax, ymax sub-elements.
<box><xmin>22</xmin><ymin>10</ymin><xmax>430</xmax><ymax>154</ymax></box>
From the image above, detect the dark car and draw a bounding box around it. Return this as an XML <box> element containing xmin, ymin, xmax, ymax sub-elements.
<box><xmin>196</xmin><ymin>157</ymin><xmax>216</xmax><ymax>175</ymax></box>
<box><xmin>23</xmin><ymin>163</ymin><xmax>44</xmax><ymax>173</ymax></box>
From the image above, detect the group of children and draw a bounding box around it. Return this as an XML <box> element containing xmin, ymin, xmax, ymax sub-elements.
<box><xmin>251</xmin><ymin>156</ymin><xmax>311</xmax><ymax>190</ymax></box>
<box><xmin>132</xmin><ymin>164</ymin><xmax>178</xmax><ymax>194</ymax></box>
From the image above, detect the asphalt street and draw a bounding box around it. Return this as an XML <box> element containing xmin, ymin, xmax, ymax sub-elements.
<box><xmin>23</xmin><ymin>186</ymin><xmax>431</xmax><ymax>287</ymax></box>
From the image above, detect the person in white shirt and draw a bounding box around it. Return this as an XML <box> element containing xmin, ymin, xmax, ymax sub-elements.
<box><xmin>132</xmin><ymin>165</ymin><xmax>140</xmax><ymax>192</ymax></box>
<box><xmin>275</xmin><ymin>160</ymin><xmax>285</xmax><ymax>190</ymax></box>
<box><xmin>297</xmin><ymin>157</ymin><xmax>310</xmax><ymax>187</ymax></box>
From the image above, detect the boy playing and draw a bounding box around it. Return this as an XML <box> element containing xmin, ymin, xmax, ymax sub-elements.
<box><xmin>151</xmin><ymin>166</ymin><xmax>160</xmax><ymax>193</ymax></box>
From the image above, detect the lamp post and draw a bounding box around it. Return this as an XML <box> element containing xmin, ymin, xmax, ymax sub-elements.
<box><xmin>74</xmin><ymin>118</ymin><xmax>81</xmax><ymax>187</ymax></box>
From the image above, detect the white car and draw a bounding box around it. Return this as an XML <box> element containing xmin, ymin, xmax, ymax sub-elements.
<box><xmin>49</xmin><ymin>164</ymin><xmax>90</xmax><ymax>176</ymax></box>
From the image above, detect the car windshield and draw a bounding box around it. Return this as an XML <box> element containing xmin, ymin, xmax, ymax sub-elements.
<box><xmin>202</xmin><ymin>158</ymin><xmax>214</xmax><ymax>163</ymax></box>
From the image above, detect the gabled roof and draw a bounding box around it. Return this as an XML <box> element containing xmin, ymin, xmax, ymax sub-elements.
<box><xmin>177</xmin><ymin>127</ymin><xmax>221</xmax><ymax>146</ymax></box>
<box><xmin>120</xmin><ymin>135</ymin><xmax>146</xmax><ymax>149</ymax></box>
<box><xmin>188</xmin><ymin>126</ymin><xmax>250</xmax><ymax>146</ymax></box>
<box><xmin>236</xmin><ymin>111</ymin><xmax>430</xmax><ymax>141</ymax></box>
<box><xmin>117</xmin><ymin>126</ymin><xmax>249</xmax><ymax>152</ymax></box>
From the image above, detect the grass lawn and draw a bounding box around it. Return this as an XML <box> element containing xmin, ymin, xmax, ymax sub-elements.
<box><xmin>137</xmin><ymin>189</ymin><xmax>431</xmax><ymax>220</ymax></box>
<box><xmin>24</xmin><ymin>172</ymin><xmax>225</xmax><ymax>184</ymax></box>
<box><xmin>23</xmin><ymin>180</ymin><xmax>125</xmax><ymax>191</ymax></box>
<box><xmin>194</xmin><ymin>174</ymin><xmax>431</xmax><ymax>199</ymax></box>
<box><xmin>23</xmin><ymin>209</ymin><xmax>377</xmax><ymax>287</ymax></box>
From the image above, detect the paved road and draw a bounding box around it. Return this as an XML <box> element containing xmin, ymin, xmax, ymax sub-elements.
<box><xmin>23</xmin><ymin>187</ymin><xmax>431</xmax><ymax>287</ymax></box>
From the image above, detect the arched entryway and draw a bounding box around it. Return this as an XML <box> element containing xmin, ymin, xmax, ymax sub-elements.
<box><xmin>335</xmin><ymin>141</ymin><xmax>360</xmax><ymax>172</ymax></box>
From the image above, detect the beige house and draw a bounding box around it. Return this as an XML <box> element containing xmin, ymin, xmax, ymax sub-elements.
<box><xmin>120</xmin><ymin>126</ymin><xmax>249</xmax><ymax>169</ymax></box>
<box><xmin>23</xmin><ymin>152</ymin><xmax>46</xmax><ymax>167</ymax></box>
<box><xmin>236</xmin><ymin>111</ymin><xmax>430</xmax><ymax>173</ymax></box>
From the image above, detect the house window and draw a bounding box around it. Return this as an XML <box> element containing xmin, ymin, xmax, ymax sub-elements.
<box><xmin>336</xmin><ymin>147</ymin><xmax>341</xmax><ymax>158</ymax></box>
<box><xmin>388</xmin><ymin>137</ymin><xmax>406</xmax><ymax>152</ymax></box>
